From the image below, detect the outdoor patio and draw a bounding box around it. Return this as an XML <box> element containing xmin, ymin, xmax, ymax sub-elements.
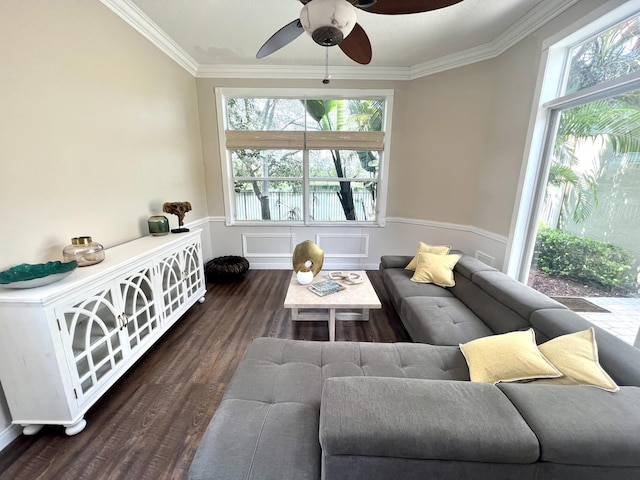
<box><xmin>580</xmin><ymin>297</ymin><xmax>640</xmax><ymax>348</ymax></box>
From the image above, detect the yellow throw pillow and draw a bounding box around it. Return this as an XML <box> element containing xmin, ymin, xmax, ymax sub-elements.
<box><xmin>410</xmin><ymin>252</ymin><xmax>461</xmax><ymax>287</ymax></box>
<box><xmin>405</xmin><ymin>242</ymin><xmax>451</xmax><ymax>271</ymax></box>
<box><xmin>532</xmin><ymin>328</ymin><xmax>619</xmax><ymax>392</ymax></box>
<box><xmin>460</xmin><ymin>329</ymin><xmax>562</xmax><ymax>384</ymax></box>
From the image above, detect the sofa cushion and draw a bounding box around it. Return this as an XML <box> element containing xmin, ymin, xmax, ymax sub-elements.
<box><xmin>400</xmin><ymin>297</ymin><xmax>494</xmax><ymax>345</ymax></box>
<box><xmin>472</xmin><ymin>271</ymin><xmax>566</xmax><ymax>321</ymax></box>
<box><xmin>453</xmin><ymin>278</ymin><xmax>546</xmax><ymax>335</ymax></box>
<box><xmin>453</xmin><ymin>254</ymin><xmax>498</xmax><ymax>280</ymax></box>
<box><xmin>530</xmin><ymin>308</ymin><xmax>640</xmax><ymax>387</ymax></box>
<box><xmin>379</xmin><ymin>255</ymin><xmax>415</xmax><ymax>271</ymax></box>
<box><xmin>357</xmin><ymin>342</ymin><xmax>471</xmax><ymax>380</ymax></box>
<box><xmin>382</xmin><ymin>268</ymin><xmax>453</xmax><ymax>312</ymax></box>
<box><xmin>532</xmin><ymin>328</ymin><xmax>619</xmax><ymax>392</ymax></box>
<box><xmin>227</xmin><ymin>339</ymin><xmax>471</xmax><ymax>407</ymax></box>
<box><xmin>320</xmin><ymin>377</ymin><xmax>540</xmax><ymax>463</ymax></box>
<box><xmin>404</xmin><ymin>242</ymin><xmax>451</xmax><ymax>270</ymax></box>
<box><xmin>499</xmin><ymin>384</ymin><xmax>640</xmax><ymax>467</ymax></box>
<box><xmin>189</xmin><ymin>399</ymin><xmax>321</xmax><ymax>480</ymax></box>
<box><xmin>460</xmin><ymin>329</ymin><xmax>561</xmax><ymax>384</ymax></box>
<box><xmin>410</xmin><ymin>253</ymin><xmax>461</xmax><ymax>287</ymax></box>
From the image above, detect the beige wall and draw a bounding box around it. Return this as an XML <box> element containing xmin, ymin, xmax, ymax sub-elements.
<box><xmin>391</xmin><ymin>62</ymin><xmax>494</xmax><ymax>225</ymax></box>
<box><xmin>0</xmin><ymin>1</ymin><xmax>205</xmax><ymax>438</ymax></box>
<box><xmin>0</xmin><ymin>1</ymin><xmax>206</xmax><ymax>265</ymax></box>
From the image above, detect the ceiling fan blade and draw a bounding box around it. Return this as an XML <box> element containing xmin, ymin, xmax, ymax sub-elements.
<box><xmin>365</xmin><ymin>0</ymin><xmax>463</xmax><ymax>15</ymax></box>
<box><xmin>353</xmin><ymin>0</ymin><xmax>377</xmax><ymax>8</ymax></box>
<box><xmin>256</xmin><ymin>19</ymin><xmax>304</xmax><ymax>59</ymax></box>
<box><xmin>339</xmin><ymin>23</ymin><xmax>372</xmax><ymax>65</ymax></box>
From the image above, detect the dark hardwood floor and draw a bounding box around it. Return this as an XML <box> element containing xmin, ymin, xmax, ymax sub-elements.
<box><xmin>0</xmin><ymin>270</ymin><xmax>409</xmax><ymax>480</ymax></box>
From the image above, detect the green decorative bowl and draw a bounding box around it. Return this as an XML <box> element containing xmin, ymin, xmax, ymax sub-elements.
<box><xmin>0</xmin><ymin>260</ymin><xmax>78</xmax><ymax>289</ymax></box>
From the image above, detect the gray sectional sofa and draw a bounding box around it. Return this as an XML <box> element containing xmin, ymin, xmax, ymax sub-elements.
<box><xmin>189</xmin><ymin>253</ymin><xmax>640</xmax><ymax>480</ymax></box>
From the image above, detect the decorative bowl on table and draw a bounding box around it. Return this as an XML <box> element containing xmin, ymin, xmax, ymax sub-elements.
<box><xmin>0</xmin><ymin>260</ymin><xmax>78</xmax><ymax>289</ymax></box>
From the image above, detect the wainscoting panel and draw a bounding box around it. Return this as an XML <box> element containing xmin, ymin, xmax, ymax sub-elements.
<box><xmin>316</xmin><ymin>233</ymin><xmax>369</xmax><ymax>258</ymax></box>
<box><xmin>203</xmin><ymin>217</ymin><xmax>509</xmax><ymax>271</ymax></box>
<box><xmin>241</xmin><ymin>233</ymin><xmax>294</xmax><ymax>258</ymax></box>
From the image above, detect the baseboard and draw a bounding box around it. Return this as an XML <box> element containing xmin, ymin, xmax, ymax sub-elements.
<box><xmin>0</xmin><ymin>424</ymin><xmax>20</xmax><ymax>452</ymax></box>
<box><xmin>247</xmin><ymin>262</ymin><xmax>380</xmax><ymax>270</ymax></box>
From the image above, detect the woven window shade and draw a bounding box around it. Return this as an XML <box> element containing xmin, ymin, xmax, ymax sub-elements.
<box><xmin>225</xmin><ymin>131</ymin><xmax>304</xmax><ymax>150</ymax></box>
<box><xmin>226</xmin><ymin>130</ymin><xmax>384</xmax><ymax>151</ymax></box>
<box><xmin>306</xmin><ymin>131</ymin><xmax>383</xmax><ymax>150</ymax></box>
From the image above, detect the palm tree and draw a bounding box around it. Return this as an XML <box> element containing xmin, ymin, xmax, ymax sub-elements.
<box><xmin>304</xmin><ymin>99</ymin><xmax>383</xmax><ymax>221</ymax></box>
<box><xmin>545</xmin><ymin>15</ymin><xmax>640</xmax><ymax>226</ymax></box>
<box><xmin>305</xmin><ymin>99</ymin><xmax>356</xmax><ymax>220</ymax></box>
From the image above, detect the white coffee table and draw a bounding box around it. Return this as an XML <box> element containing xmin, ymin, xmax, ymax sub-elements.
<box><xmin>284</xmin><ymin>271</ymin><xmax>382</xmax><ymax>342</ymax></box>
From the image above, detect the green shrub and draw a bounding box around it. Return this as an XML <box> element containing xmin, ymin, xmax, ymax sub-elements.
<box><xmin>534</xmin><ymin>226</ymin><xmax>636</xmax><ymax>291</ymax></box>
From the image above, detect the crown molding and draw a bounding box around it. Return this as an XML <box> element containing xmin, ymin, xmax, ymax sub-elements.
<box><xmin>102</xmin><ymin>0</ymin><xmax>580</xmax><ymax>81</ymax></box>
<box><xmin>195</xmin><ymin>63</ymin><xmax>410</xmax><ymax>80</ymax></box>
<box><xmin>99</xmin><ymin>0</ymin><xmax>199</xmax><ymax>76</ymax></box>
<box><xmin>491</xmin><ymin>0</ymin><xmax>581</xmax><ymax>56</ymax></box>
<box><xmin>408</xmin><ymin>0</ymin><xmax>581</xmax><ymax>79</ymax></box>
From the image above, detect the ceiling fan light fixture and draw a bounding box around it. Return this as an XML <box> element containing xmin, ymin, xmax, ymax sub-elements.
<box><xmin>300</xmin><ymin>0</ymin><xmax>357</xmax><ymax>47</ymax></box>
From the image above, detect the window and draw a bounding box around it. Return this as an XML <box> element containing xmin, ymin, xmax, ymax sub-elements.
<box><xmin>215</xmin><ymin>89</ymin><xmax>393</xmax><ymax>225</ymax></box>
<box><xmin>508</xmin><ymin>3</ymin><xmax>640</xmax><ymax>297</ymax></box>
<box><xmin>564</xmin><ymin>14</ymin><xmax>640</xmax><ymax>95</ymax></box>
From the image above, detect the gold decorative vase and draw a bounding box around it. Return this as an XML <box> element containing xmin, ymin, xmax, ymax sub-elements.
<box><xmin>62</xmin><ymin>236</ymin><xmax>105</xmax><ymax>267</ymax></box>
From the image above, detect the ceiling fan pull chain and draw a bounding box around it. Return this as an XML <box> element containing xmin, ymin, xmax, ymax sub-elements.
<box><xmin>323</xmin><ymin>47</ymin><xmax>331</xmax><ymax>84</ymax></box>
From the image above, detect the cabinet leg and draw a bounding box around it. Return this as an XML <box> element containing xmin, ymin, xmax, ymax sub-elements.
<box><xmin>64</xmin><ymin>418</ymin><xmax>87</xmax><ymax>436</ymax></box>
<box><xmin>198</xmin><ymin>295</ymin><xmax>206</xmax><ymax>304</ymax></box>
<box><xmin>22</xmin><ymin>424</ymin><xmax>44</xmax><ymax>435</ymax></box>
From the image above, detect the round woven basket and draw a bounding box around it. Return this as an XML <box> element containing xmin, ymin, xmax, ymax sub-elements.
<box><xmin>205</xmin><ymin>256</ymin><xmax>250</xmax><ymax>283</ymax></box>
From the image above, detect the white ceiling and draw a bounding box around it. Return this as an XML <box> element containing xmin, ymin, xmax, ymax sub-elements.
<box><xmin>101</xmin><ymin>0</ymin><xmax>581</xmax><ymax>79</ymax></box>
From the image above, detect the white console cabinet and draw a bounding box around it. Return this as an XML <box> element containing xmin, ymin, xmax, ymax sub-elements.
<box><xmin>0</xmin><ymin>230</ymin><xmax>206</xmax><ymax>436</ymax></box>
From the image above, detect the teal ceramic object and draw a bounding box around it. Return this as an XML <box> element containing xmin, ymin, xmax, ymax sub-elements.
<box><xmin>0</xmin><ymin>260</ymin><xmax>78</xmax><ymax>288</ymax></box>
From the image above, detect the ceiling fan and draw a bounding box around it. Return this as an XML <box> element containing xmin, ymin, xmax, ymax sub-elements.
<box><xmin>256</xmin><ymin>0</ymin><xmax>464</xmax><ymax>65</ymax></box>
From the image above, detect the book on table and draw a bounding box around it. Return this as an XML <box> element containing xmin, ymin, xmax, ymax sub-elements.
<box><xmin>308</xmin><ymin>279</ymin><xmax>346</xmax><ymax>297</ymax></box>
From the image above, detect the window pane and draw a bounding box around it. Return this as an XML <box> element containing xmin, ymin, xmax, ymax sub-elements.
<box><xmin>309</xmin><ymin>181</ymin><xmax>377</xmax><ymax>222</ymax></box>
<box><xmin>234</xmin><ymin>181</ymin><xmax>304</xmax><ymax>221</ymax></box>
<box><xmin>226</xmin><ymin>98</ymin><xmax>306</xmax><ymax>131</ymax></box>
<box><xmin>231</xmin><ymin>150</ymin><xmax>302</xmax><ymax>178</ymax></box>
<box><xmin>309</xmin><ymin>150</ymin><xmax>379</xmax><ymax>178</ymax></box>
<box><xmin>304</xmin><ymin>99</ymin><xmax>384</xmax><ymax>132</ymax></box>
<box><xmin>565</xmin><ymin>15</ymin><xmax>640</xmax><ymax>95</ymax></box>
<box><xmin>530</xmin><ymin>88</ymin><xmax>640</xmax><ymax>298</ymax></box>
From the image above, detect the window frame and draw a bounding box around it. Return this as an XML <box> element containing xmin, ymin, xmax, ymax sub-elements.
<box><xmin>215</xmin><ymin>88</ymin><xmax>394</xmax><ymax>227</ymax></box>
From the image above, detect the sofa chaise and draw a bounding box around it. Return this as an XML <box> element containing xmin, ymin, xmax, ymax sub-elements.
<box><xmin>189</xmin><ymin>252</ymin><xmax>640</xmax><ymax>480</ymax></box>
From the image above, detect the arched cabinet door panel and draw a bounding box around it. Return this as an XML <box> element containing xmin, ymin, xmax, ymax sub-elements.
<box><xmin>57</xmin><ymin>286</ymin><xmax>123</xmax><ymax>403</ymax></box>
<box><xmin>120</xmin><ymin>266</ymin><xmax>161</xmax><ymax>352</ymax></box>
<box><xmin>157</xmin><ymin>251</ymin><xmax>185</xmax><ymax>319</ymax></box>
<box><xmin>56</xmin><ymin>261</ymin><xmax>161</xmax><ymax>406</ymax></box>
<box><xmin>155</xmin><ymin>237</ymin><xmax>205</xmax><ymax>327</ymax></box>
<box><xmin>183</xmin><ymin>241</ymin><xmax>204</xmax><ymax>300</ymax></box>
